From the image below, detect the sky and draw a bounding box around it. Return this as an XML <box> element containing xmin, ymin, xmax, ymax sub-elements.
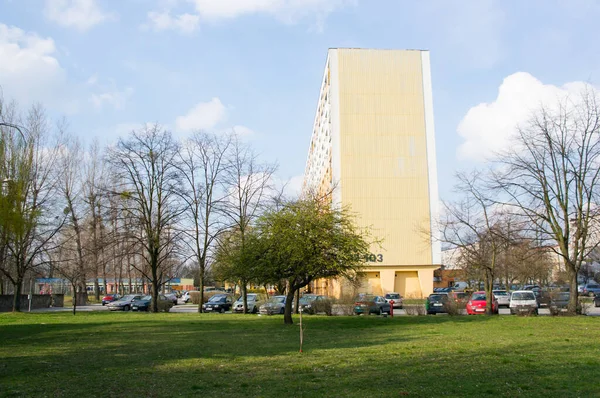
<box><xmin>1</xmin><ymin>0</ymin><xmax>600</xmax><ymax>201</ymax></box>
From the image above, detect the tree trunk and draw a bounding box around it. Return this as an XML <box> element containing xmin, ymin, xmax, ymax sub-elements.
<box><xmin>294</xmin><ymin>289</ymin><xmax>300</xmax><ymax>314</ymax></box>
<box><xmin>12</xmin><ymin>277</ymin><xmax>23</xmax><ymax>312</ymax></box>
<box><xmin>485</xmin><ymin>270</ymin><xmax>494</xmax><ymax>315</ymax></box>
<box><xmin>72</xmin><ymin>282</ymin><xmax>78</xmax><ymax>315</ymax></box>
<box><xmin>198</xmin><ymin>261</ymin><xmax>205</xmax><ymax>313</ymax></box>
<box><xmin>151</xmin><ymin>252</ymin><xmax>159</xmax><ymax>313</ymax></box>
<box><xmin>568</xmin><ymin>266</ymin><xmax>579</xmax><ymax>314</ymax></box>
<box><xmin>94</xmin><ymin>278</ymin><xmax>100</xmax><ymax>301</ymax></box>
<box><xmin>284</xmin><ymin>287</ymin><xmax>296</xmax><ymax>325</ymax></box>
<box><xmin>242</xmin><ymin>282</ymin><xmax>248</xmax><ymax>314</ymax></box>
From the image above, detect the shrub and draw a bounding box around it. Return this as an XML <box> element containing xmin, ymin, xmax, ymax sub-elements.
<box><xmin>443</xmin><ymin>299</ymin><xmax>465</xmax><ymax>316</ymax></box>
<box><xmin>311</xmin><ymin>299</ymin><xmax>333</xmax><ymax>316</ymax></box>
<box><xmin>189</xmin><ymin>291</ymin><xmax>222</xmax><ymax>305</ymax></box>
<box><xmin>333</xmin><ymin>293</ymin><xmax>359</xmax><ymax>316</ymax></box>
<box><xmin>404</xmin><ymin>304</ymin><xmax>426</xmax><ymax>315</ymax></box>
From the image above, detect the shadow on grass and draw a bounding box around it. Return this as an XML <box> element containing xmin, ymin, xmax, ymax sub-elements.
<box><xmin>1</xmin><ymin>313</ymin><xmax>598</xmax><ymax>397</ymax></box>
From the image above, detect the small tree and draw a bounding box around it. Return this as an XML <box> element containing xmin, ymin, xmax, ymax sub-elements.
<box><xmin>255</xmin><ymin>195</ymin><xmax>372</xmax><ymax>325</ymax></box>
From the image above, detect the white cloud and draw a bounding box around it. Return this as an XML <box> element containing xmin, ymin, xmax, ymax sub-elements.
<box><xmin>44</xmin><ymin>0</ymin><xmax>115</xmax><ymax>31</ymax></box>
<box><xmin>0</xmin><ymin>23</ymin><xmax>72</xmax><ymax>110</ymax></box>
<box><xmin>146</xmin><ymin>11</ymin><xmax>200</xmax><ymax>34</ymax></box>
<box><xmin>457</xmin><ymin>72</ymin><xmax>597</xmax><ymax>161</ymax></box>
<box><xmin>90</xmin><ymin>86</ymin><xmax>134</xmax><ymax>110</ymax></box>
<box><xmin>145</xmin><ymin>0</ymin><xmax>354</xmax><ymax>33</ymax></box>
<box><xmin>176</xmin><ymin>98</ymin><xmax>227</xmax><ymax>132</ymax></box>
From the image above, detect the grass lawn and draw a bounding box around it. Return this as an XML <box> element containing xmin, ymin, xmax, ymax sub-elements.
<box><xmin>1</xmin><ymin>313</ymin><xmax>599</xmax><ymax>397</ymax></box>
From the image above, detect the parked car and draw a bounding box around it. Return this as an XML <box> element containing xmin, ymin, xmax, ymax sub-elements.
<box><xmin>233</xmin><ymin>293</ymin><xmax>267</xmax><ymax>313</ymax></box>
<box><xmin>550</xmin><ymin>292</ymin><xmax>571</xmax><ymax>312</ymax></box>
<box><xmin>353</xmin><ymin>295</ymin><xmax>391</xmax><ymax>315</ymax></box>
<box><xmin>259</xmin><ymin>295</ymin><xmax>287</xmax><ymax>315</ymax></box>
<box><xmin>492</xmin><ymin>290</ymin><xmax>510</xmax><ymax>307</ymax></box>
<box><xmin>581</xmin><ymin>283</ymin><xmax>600</xmax><ymax>297</ymax></box>
<box><xmin>181</xmin><ymin>291</ymin><xmax>191</xmax><ymax>303</ymax></box>
<box><xmin>106</xmin><ymin>294</ymin><xmax>144</xmax><ymax>311</ymax></box>
<box><xmin>466</xmin><ymin>291</ymin><xmax>498</xmax><ymax>315</ymax></box>
<box><xmin>131</xmin><ymin>295</ymin><xmax>174</xmax><ymax>312</ymax></box>
<box><xmin>202</xmin><ymin>294</ymin><xmax>234</xmax><ymax>313</ymax></box>
<box><xmin>425</xmin><ymin>293</ymin><xmax>449</xmax><ymax>315</ymax></box>
<box><xmin>510</xmin><ymin>290</ymin><xmax>538</xmax><ymax>315</ymax></box>
<box><xmin>295</xmin><ymin>294</ymin><xmax>331</xmax><ymax>314</ymax></box>
<box><xmin>101</xmin><ymin>294</ymin><xmax>121</xmax><ymax>306</ymax></box>
<box><xmin>450</xmin><ymin>291</ymin><xmax>469</xmax><ymax>303</ymax></box>
<box><xmin>384</xmin><ymin>292</ymin><xmax>403</xmax><ymax>309</ymax></box>
<box><xmin>164</xmin><ymin>293</ymin><xmax>178</xmax><ymax>305</ymax></box>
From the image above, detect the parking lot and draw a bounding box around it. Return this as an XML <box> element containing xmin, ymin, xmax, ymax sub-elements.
<box><xmin>29</xmin><ymin>302</ymin><xmax>600</xmax><ymax>316</ymax></box>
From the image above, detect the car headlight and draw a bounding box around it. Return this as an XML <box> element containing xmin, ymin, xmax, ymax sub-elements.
<box><xmin>214</xmin><ymin>305</ymin><xmax>220</xmax><ymax>308</ymax></box>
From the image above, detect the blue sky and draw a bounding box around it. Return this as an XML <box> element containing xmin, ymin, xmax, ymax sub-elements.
<box><xmin>1</xmin><ymin>0</ymin><xmax>600</xmax><ymax>200</ymax></box>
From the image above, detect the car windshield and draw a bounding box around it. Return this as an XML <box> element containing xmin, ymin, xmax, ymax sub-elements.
<box><xmin>121</xmin><ymin>295</ymin><xmax>136</xmax><ymax>301</ymax></box>
<box><xmin>141</xmin><ymin>295</ymin><xmax>151</xmax><ymax>300</ymax></box>
<box><xmin>356</xmin><ymin>295</ymin><xmax>376</xmax><ymax>302</ymax></box>
<box><xmin>471</xmin><ymin>293</ymin><xmax>486</xmax><ymax>301</ymax></box>
<box><xmin>385</xmin><ymin>293</ymin><xmax>400</xmax><ymax>299</ymax></box>
<box><xmin>299</xmin><ymin>296</ymin><xmax>317</xmax><ymax>304</ymax></box>
<box><xmin>512</xmin><ymin>292</ymin><xmax>535</xmax><ymax>300</ymax></box>
<box><xmin>236</xmin><ymin>294</ymin><xmax>256</xmax><ymax>302</ymax></box>
<box><xmin>268</xmin><ymin>297</ymin><xmax>285</xmax><ymax>304</ymax></box>
<box><xmin>208</xmin><ymin>295</ymin><xmax>226</xmax><ymax>302</ymax></box>
<box><xmin>493</xmin><ymin>291</ymin><xmax>508</xmax><ymax>296</ymax></box>
<box><xmin>587</xmin><ymin>284</ymin><xmax>600</xmax><ymax>288</ymax></box>
<box><xmin>556</xmin><ymin>293</ymin><xmax>570</xmax><ymax>300</ymax></box>
<box><xmin>428</xmin><ymin>294</ymin><xmax>446</xmax><ymax>301</ymax></box>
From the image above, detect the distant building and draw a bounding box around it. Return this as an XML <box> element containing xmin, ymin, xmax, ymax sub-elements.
<box><xmin>303</xmin><ymin>48</ymin><xmax>440</xmax><ymax>298</ymax></box>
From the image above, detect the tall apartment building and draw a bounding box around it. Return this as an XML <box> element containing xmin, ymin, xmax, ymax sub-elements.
<box><xmin>303</xmin><ymin>48</ymin><xmax>440</xmax><ymax>298</ymax></box>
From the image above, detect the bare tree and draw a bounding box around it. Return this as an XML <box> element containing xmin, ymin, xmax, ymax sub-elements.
<box><xmin>84</xmin><ymin>140</ymin><xmax>107</xmax><ymax>300</ymax></box>
<box><xmin>58</xmin><ymin>135</ymin><xmax>90</xmax><ymax>305</ymax></box>
<box><xmin>177</xmin><ymin>132</ymin><xmax>232</xmax><ymax>312</ymax></box>
<box><xmin>493</xmin><ymin>89</ymin><xmax>600</xmax><ymax>313</ymax></box>
<box><xmin>0</xmin><ymin>103</ymin><xmax>66</xmax><ymax>311</ymax></box>
<box><xmin>439</xmin><ymin>171</ymin><xmax>504</xmax><ymax>315</ymax></box>
<box><xmin>221</xmin><ymin>136</ymin><xmax>277</xmax><ymax>313</ymax></box>
<box><xmin>106</xmin><ymin>125</ymin><xmax>183</xmax><ymax>312</ymax></box>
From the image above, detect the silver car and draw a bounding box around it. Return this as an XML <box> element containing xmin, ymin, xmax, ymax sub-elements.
<box><xmin>233</xmin><ymin>293</ymin><xmax>266</xmax><ymax>313</ymax></box>
<box><xmin>259</xmin><ymin>295</ymin><xmax>287</xmax><ymax>315</ymax></box>
<box><xmin>106</xmin><ymin>294</ymin><xmax>144</xmax><ymax>311</ymax></box>
<box><xmin>492</xmin><ymin>290</ymin><xmax>510</xmax><ymax>307</ymax></box>
<box><xmin>384</xmin><ymin>292</ymin><xmax>403</xmax><ymax>309</ymax></box>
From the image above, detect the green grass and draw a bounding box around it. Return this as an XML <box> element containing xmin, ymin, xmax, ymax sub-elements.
<box><xmin>1</xmin><ymin>313</ymin><xmax>599</xmax><ymax>397</ymax></box>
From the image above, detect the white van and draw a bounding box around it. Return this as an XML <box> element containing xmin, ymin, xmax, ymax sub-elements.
<box><xmin>509</xmin><ymin>290</ymin><xmax>538</xmax><ymax>315</ymax></box>
<box><xmin>452</xmin><ymin>281</ymin><xmax>468</xmax><ymax>291</ymax></box>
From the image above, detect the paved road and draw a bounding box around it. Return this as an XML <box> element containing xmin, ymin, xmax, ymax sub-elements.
<box><xmin>27</xmin><ymin>302</ymin><xmax>600</xmax><ymax>316</ymax></box>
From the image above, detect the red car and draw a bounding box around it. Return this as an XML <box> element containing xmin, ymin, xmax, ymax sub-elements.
<box><xmin>466</xmin><ymin>291</ymin><xmax>498</xmax><ymax>315</ymax></box>
<box><xmin>101</xmin><ymin>294</ymin><xmax>121</xmax><ymax>306</ymax></box>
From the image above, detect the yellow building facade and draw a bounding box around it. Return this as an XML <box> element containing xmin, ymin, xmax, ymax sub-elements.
<box><xmin>303</xmin><ymin>49</ymin><xmax>441</xmax><ymax>298</ymax></box>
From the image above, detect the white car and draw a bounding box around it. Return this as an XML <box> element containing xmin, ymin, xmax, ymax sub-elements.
<box><xmin>181</xmin><ymin>291</ymin><xmax>191</xmax><ymax>303</ymax></box>
<box><xmin>509</xmin><ymin>290</ymin><xmax>538</xmax><ymax>315</ymax></box>
<box><xmin>492</xmin><ymin>290</ymin><xmax>510</xmax><ymax>307</ymax></box>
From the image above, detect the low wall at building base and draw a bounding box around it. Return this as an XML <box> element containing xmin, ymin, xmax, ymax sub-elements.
<box><xmin>0</xmin><ymin>294</ymin><xmax>63</xmax><ymax>312</ymax></box>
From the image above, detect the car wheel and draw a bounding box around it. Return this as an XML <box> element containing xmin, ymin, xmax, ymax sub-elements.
<box><xmin>219</xmin><ymin>307</ymin><xmax>225</xmax><ymax>313</ymax></box>
<box><xmin>279</xmin><ymin>308</ymin><xmax>285</xmax><ymax>314</ymax></box>
<box><xmin>378</xmin><ymin>308</ymin><xmax>383</xmax><ymax>316</ymax></box>
<box><xmin>595</xmin><ymin>301</ymin><xmax>600</xmax><ymax>308</ymax></box>
<box><xmin>124</xmin><ymin>305</ymin><xmax>130</xmax><ymax>311</ymax></box>
<box><xmin>252</xmin><ymin>306</ymin><xmax>258</xmax><ymax>314</ymax></box>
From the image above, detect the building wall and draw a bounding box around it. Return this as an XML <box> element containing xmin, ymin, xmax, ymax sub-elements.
<box><xmin>304</xmin><ymin>49</ymin><xmax>440</xmax><ymax>298</ymax></box>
